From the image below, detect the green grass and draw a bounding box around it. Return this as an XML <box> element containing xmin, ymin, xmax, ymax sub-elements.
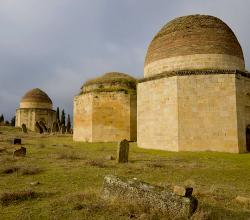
<box><xmin>0</xmin><ymin>126</ymin><xmax>250</xmax><ymax>219</ymax></box>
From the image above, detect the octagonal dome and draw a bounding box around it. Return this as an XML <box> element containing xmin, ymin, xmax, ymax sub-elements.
<box><xmin>20</xmin><ymin>88</ymin><xmax>53</xmax><ymax>109</ymax></box>
<box><xmin>81</xmin><ymin>72</ymin><xmax>136</xmax><ymax>93</ymax></box>
<box><xmin>144</xmin><ymin>14</ymin><xmax>245</xmax><ymax>77</ymax></box>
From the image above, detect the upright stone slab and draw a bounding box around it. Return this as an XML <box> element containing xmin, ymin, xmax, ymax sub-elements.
<box><xmin>61</xmin><ymin>124</ymin><xmax>66</xmax><ymax>134</ymax></box>
<box><xmin>101</xmin><ymin>175</ymin><xmax>198</xmax><ymax>218</ymax></box>
<box><xmin>36</xmin><ymin>122</ymin><xmax>43</xmax><ymax>134</ymax></box>
<box><xmin>57</xmin><ymin>119</ymin><xmax>61</xmax><ymax>131</ymax></box>
<box><xmin>52</xmin><ymin>121</ymin><xmax>57</xmax><ymax>132</ymax></box>
<box><xmin>22</xmin><ymin>124</ymin><xmax>27</xmax><ymax>133</ymax></box>
<box><xmin>117</xmin><ymin>139</ymin><xmax>129</xmax><ymax>163</ymax></box>
<box><xmin>39</xmin><ymin>121</ymin><xmax>48</xmax><ymax>133</ymax></box>
<box><xmin>48</xmin><ymin>128</ymin><xmax>51</xmax><ymax>133</ymax></box>
<box><xmin>13</xmin><ymin>147</ymin><xmax>26</xmax><ymax>157</ymax></box>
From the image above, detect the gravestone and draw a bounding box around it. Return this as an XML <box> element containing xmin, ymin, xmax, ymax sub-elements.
<box><xmin>48</xmin><ymin>128</ymin><xmax>51</xmax><ymax>133</ymax></box>
<box><xmin>117</xmin><ymin>139</ymin><xmax>129</xmax><ymax>163</ymax></box>
<box><xmin>7</xmin><ymin>138</ymin><xmax>21</xmax><ymax>144</ymax></box>
<box><xmin>52</xmin><ymin>121</ymin><xmax>57</xmax><ymax>132</ymax></box>
<box><xmin>39</xmin><ymin>121</ymin><xmax>48</xmax><ymax>133</ymax></box>
<box><xmin>101</xmin><ymin>175</ymin><xmax>198</xmax><ymax>218</ymax></box>
<box><xmin>57</xmin><ymin>119</ymin><xmax>62</xmax><ymax>131</ymax></box>
<box><xmin>61</xmin><ymin>124</ymin><xmax>66</xmax><ymax>134</ymax></box>
<box><xmin>13</xmin><ymin>146</ymin><xmax>26</xmax><ymax>157</ymax></box>
<box><xmin>22</xmin><ymin>124</ymin><xmax>27</xmax><ymax>133</ymax></box>
<box><xmin>36</xmin><ymin>122</ymin><xmax>43</xmax><ymax>134</ymax></box>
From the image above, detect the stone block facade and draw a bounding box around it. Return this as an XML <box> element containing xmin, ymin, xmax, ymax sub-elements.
<box><xmin>73</xmin><ymin>91</ymin><xmax>137</xmax><ymax>142</ymax></box>
<box><xmin>15</xmin><ymin>108</ymin><xmax>56</xmax><ymax>132</ymax></box>
<box><xmin>137</xmin><ymin>71</ymin><xmax>250</xmax><ymax>153</ymax></box>
<box><xmin>144</xmin><ymin>54</ymin><xmax>245</xmax><ymax>77</ymax></box>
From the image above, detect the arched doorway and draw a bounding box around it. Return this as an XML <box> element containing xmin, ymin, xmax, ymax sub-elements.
<box><xmin>246</xmin><ymin>125</ymin><xmax>250</xmax><ymax>152</ymax></box>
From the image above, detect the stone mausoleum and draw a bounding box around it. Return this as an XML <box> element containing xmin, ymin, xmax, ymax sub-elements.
<box><xmin>74</xmin><ymin>72</ymin><xmax>137</xmax><ymax>142</ymax></box>
<box><xmin>15</xmin><ymin>88</ymin><xmax>56</xmax><ymax>131</ymax></box>
<box><xmin>137</xmin><ymin>14</ymin><xmax>250</xmax><ymax>153</ymax></box>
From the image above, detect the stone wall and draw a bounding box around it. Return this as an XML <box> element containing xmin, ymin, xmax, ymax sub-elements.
<box><xmin>137</xmin><ymin>76</ymin><xmax>178</xmax><ymax>151</ymax></box>
<box><xmin>138</xmin><ymin>70</ymin><xmax>250</xmax><ymax>153</ymax></box>
<box><xmin>20</xmin><ymin>102</ymin><xmax>52</xmax><ymax>109</ymax></box>
<box><xmin>73</xmin><ymin>94</ymin><xmax>93</xmax><ymax>142</ymax></box>
<box><xmin>15</xmin><ymin>108</ymin><xmax>56</xmax><ymax>131</ymax></box>
<box><xmin>144</xmin><ymin>54</ymin><xmax>245</xmax><ymax>77</ymax></box>
<box><xmin>73</xmin><ymin>91</ymin><xmax>137</xmax><ymax>142</ymax></box>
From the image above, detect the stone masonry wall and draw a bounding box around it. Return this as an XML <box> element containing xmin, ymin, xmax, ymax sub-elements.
<box><xmin>235</xmin><ymin>75</ymin><xmax>250</xmax><ymax>153</ymax></box>
<box><xmin>73</xmin><ymin>94</ymin><xmax>93</xmax><ymax>142</ymax></box>
<box><xmin>92</xmin><ymin>92</ymin><xmax>136</xmax><ymax>142</ymax></box>
<box><xmin>73</xmin><ymin>92</ymin><xmax>137</xmax><ymax>142</ymax></box>
<box><xmin>137</xmin><ymin>72</ymin><xmax>250</xmax><ymax>153</ymax></box>
<box><xmin>15</xmin><ymin>108</ymin><xmax>56</xmax><ymax>131</ymax></box>
<box><xmin>137</xmin><ymin>76</ymin><xmax>178</xmax><ymax>151</ymax></box>
<box><xmin>144</xmin><ymin>54</ymin><xmax>245</xmax><ymax>77</ymax></box>
<box><xmin>178</xmin><ymin>74</ymin><xmax>239</xmax><ymax>153</ymax></box>
<box><xmin>20</xmin><ymin>102</ymin><xmax>52</xmax><ymax>110</ymax></box>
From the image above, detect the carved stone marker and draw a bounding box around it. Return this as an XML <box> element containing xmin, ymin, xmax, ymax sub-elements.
<box><xmin>117</xmin><ymin>139</ymin><xmax>129</xmax><ymax>163</ymax></box>
<box><xmin>22</xmin><ymin>124</ymin><xmax>27</xmax><ymax>133</ymax></box>
<box><xmin>61</xmin><ymin>124</ymin><xmax>66</xmax><ymax>134</ymax></box>
<box><xmin>52</xmin><ymin>121</ymin><xmax>57</xmax><ymax>132</ymax></box>
<box><xmin>36</xmin><ymin>122</ymin><xmax>43</xmax><ymax>134</ymax></box>
<box><xmin>7</xmin><ymin>138</ymin><xmax>21</xmax><ymax>144</ymax></box>
<box><xmin>13</xmin><ymin>146</ymin><xmax>26</xmax><ymax>157</ymax></box>
<box><xmin>101</xmin><ymin>175</ymin><xmax>198</xmax><ymax>218</ymax></box>
<box><xmin>57</xmin><ymin>119</ymin><xmax>61</xmax><ymax>131</ymax></box>
<box><xmin>39</xmin><ymin>121</ymin><xmax>48</xmax><ymax>133</ymax></box>
<box><xmin>48</xmin><ymin>128</ymin><xmax>51</xmax><ymax>133</ymax></box>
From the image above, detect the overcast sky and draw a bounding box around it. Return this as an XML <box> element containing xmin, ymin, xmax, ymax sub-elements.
<box><xmin>0</xmin><ymin>0</ymin><xmax>250</xmax><ymax>122</ymax></box>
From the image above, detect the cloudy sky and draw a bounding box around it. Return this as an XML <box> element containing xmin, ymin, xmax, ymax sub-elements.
<box><xmin>0</xmin><ymin>0</ymin><xmax>250</xmax><ymax>122</ymax></box>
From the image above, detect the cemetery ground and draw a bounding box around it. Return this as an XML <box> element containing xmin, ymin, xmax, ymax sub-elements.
<box><xmin>0</xmin><ymin>127</ymin><xmax>250</xmax><ymax>220</ymax></box>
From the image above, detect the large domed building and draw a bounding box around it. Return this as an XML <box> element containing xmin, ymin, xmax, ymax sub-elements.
<box><xmin>137</xmin><ymin>14</ymin><xmax>250</xmax><ymax>153</ymax></box>
<box><xmin>74</xmin><ymin>72</ymin><xmax>137</xmax><ymax>142</ymax></box>
<box><xmin>15</xmin><ymin>88</ymin><xmax>56</xmax><ymax>131</ymax></box>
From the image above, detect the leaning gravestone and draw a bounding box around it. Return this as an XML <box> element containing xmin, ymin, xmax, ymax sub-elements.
<box><xmin>36</xmin><ymin>122</ymin><xmax>43</xmax><ymax>134</ymax></box>
<box><xmin>61</xmin><ymin>124</ymin><xmax>66</xmax><ymax>134</ymax></box>
<box><xmin>52</xmin><ymin>121</ymin><xmax>57</xmax><ymax>132</ymax></box>
<box><xmin>117</xmin><ymin>139</ymin><xmax>129</xmax><ymax>163</ymax></box>
<box><xmin>39</xmin><ymin>121</ymin><xmax>48</xmax><ymax>133</ymax></box>
<box><xmin>22</xmin><ymin>124</ymin><xmax>27</xmax><ymax>133</ymax></box>
<box><xmin>57</xmin><ymin>119</ymin><xmax>62</xmax><ymax>131</ymax></box>
<box><xmin>7</xmin><ymin>138</ymin><xmax>21</xmax><ymax>144</ymax></box>
<box><xmin>13</xmin><ymin>146</ymin><xmax>26</xmax><ymax>157</ymax></box>
<box><xmin>101</xmin><ymin>175</ymin><xmax>198</xmax><ymax>218</ymax></box>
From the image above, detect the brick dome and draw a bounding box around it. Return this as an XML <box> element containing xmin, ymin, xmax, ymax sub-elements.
<box><xmin>81</xmin><ymin>72</ymin><xmax>136</xmax><ymax>93</ymax></box>
<box><xmin>144</xmin><ymin>14</ymin><xmax>245</xmax><ymax>77</ymax></box>
<box><xmin>20</xmin><ymin>88</ymin><xmax>53</xmax><ymax>109</ymax></box>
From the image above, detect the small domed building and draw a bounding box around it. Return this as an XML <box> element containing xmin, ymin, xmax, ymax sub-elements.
<box><xmin>15</xmin><ymin>88</ymin><xmax>56</xmax><ymax>131</ymax></box>
<box><xmin>74</xmin><ymin>72</ymin><xmax>137</xmax><ymax>142</ymax></box>
<box><xmin>137</xmin><ymin>14</ymin><xmax>250</xmax><ymax>153</ymax></box>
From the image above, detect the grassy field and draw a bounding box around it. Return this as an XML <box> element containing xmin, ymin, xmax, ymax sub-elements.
<box><xmin>0</xmin><ymin>126</ymin><xmax>250</xmax><ymax>220</ymax></box>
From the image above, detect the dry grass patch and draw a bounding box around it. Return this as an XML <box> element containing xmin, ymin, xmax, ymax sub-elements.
<box><xmin>0</xmin><ymin>164</ymin><xmax>44</xmax><ymax>175</ymax></box>
<box><xmin>85</xmin><ymin>158</ymin><xmax>106</xmax><ymax>168</ymax></box>
<box><xmin>36</xmin><ymin>142</ymin><xmax>46</xmax><ymax>148</ymax></box>
<box><xmin>51</xmin><ymin>151</ymin><xmax>82</xmax><ymax>160</ymax></box>
<box><xmin>0</xmin><ymin>189</ymin><xmax>37</xmax><ymax>206</ymax></box>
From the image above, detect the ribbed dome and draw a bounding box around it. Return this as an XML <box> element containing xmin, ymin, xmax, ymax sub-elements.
<box><xmin>144</xmin><ymin>14</ymin><xmax>245</xmax><ymax>77</ymax></box>
<box><xmin>20</xmin><ymin>88</ymin><xmax>53</xmax><ymax>109</ymax></box>
<box><xmin>81</xmin><ymin>72</ymin><xmax>137</xmax><ymax>93</ymax></box>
